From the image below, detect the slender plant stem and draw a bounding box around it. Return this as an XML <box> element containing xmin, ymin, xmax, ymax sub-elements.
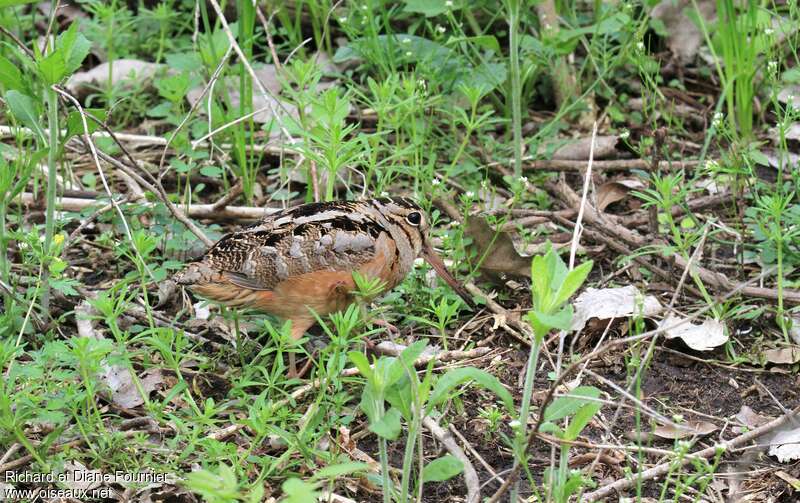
<box><xmin>506</xmin><ymin>0</ymin><xmax>523</xmax><ymax>178</ymax></box>
<box><xmin>510</xmin><ymin>334</ymin><xmax>542</xmax><ymax>500</ymax></box>
<box><xmin>400</xmin><ymin>421</ymin><xmax>417</xmax><ymax>503</ymax></box>
<box><xmin>42</xmin><ymin>87</ymin><xmax>59</xmax><ymax>313</ymax></box>
<box><xmin>378</xmin><ymin>401</ymin><xmax>392</xmax><ymax>503</ymax></box>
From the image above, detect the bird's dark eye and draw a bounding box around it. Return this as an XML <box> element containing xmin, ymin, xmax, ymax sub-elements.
<box><xmin>406</xmin><ymin>212</ymin><xmax>422</xmax><ymax>226</ymax></box>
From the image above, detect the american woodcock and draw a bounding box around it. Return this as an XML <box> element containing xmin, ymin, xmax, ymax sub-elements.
<box><xmin>174</xmin><ymin>197</ymin><xmax>474</xmax><ymax>376</ymax></box>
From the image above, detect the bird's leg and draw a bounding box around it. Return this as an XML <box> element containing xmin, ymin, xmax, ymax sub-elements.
<box><xmin>286</xmin><ymin>318</ymin><xmax>315</xmax><ymax>379</ymax></box>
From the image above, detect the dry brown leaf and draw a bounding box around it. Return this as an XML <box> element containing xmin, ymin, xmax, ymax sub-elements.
<box><xmin>764</xmin><ymin>346</ymin><xmax>800</xmax><ymax>365</ymax></box>
<box><xmin>552</xmin><ymin>135</ymin><xmax>620</xmax><ymax>160</ymax></box>
<box><xmin>651</xmin><ymin>0</ymin><xmax>715</xmax><ymax>63</ymax></box>
<box><xmin>770</xmin><ymin>426</ymin><xmax>800</xmax><ymax>462</ymax></box>
<box><xmin>67</xmin><ymin>59</ymin><xmax>164</xmax><ymax>98</ymax></box>
<box><xmin>660</xmin><ymin>314</ymin><xmax>728</xmax><ymax>352</ymax></box>
<box><xmin>735</xmin><ymin>405</ymin><xmax>771</xmax><ymax>428</ymax></box>
<box><xmin>465</xmin><ymin>216</ymin><xmax>530</xmax><ymax>280</ymax></box>
<box><xmin>653</xmin><ymin>420</ymin><xmax>717</xmax><ymax>439</ymax></box>
<box><xmin>570</xmin><ymin>286</ymin><xmax>663</xmax><ymax>332</ymax></box>
<box><xmin>76</xmin><ymin>300</ymin><xmax>163</xmax><ymax>409</ymax></box>
<box><xmin>596</xmin><ymin>179</ymin><xmax>645</xmax><ymax>212</ymax></box>
<box><xmin>111</xmin><ymin>367</ymin><xmax>164</xmax><ymax>409</ymax></box>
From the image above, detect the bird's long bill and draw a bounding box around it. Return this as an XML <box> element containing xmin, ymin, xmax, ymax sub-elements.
<box><xmin>422</xmin><ymin>244</ymin><xmax>476</xmax><ymax>309</ymax></box>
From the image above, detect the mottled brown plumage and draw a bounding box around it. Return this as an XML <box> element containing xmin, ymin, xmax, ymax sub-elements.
<box><xmin>175</xmin><ymin>197</ymin><xmax>472</xmax><ymax>376</ymax></box>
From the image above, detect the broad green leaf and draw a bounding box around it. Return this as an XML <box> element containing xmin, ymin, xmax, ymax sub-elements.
<box><xmin>543</xmin><ymin>386</ymin><xmax>601</xmax><ymax>422</ymax></box>
<box><xmin>358</xmin><ymin>384</ymin><xmax>380</xmax><ymax>424</ymax></box>
<box><xmin>38</xmin><ymin>50</ymin><xmax>66</xmax><ymax>85</ymax></box>
<box><xmin>387</xmin><ymin>340</ymin><xmax>427</xmax><ymax>386</ymax></box>
<box><xmin>58</xmin><ymin>22</ymin><xmax>90</xmax><ymax>75</ymax></box>
<box><xmin>427</xmin><ymin>367</ymin><xmax>514</xmax><ymax>414</ymax></box>
<box><xmin>422</xmin><ymin>455</ymin><xmax>464</xmax><ymax>482</ymax></box>
<box><xmin>447</xmin><ymin>35</ymin><xmax>500</xmax><ymax>54</ymax></box>
<box><xmin>66</xmin><ymin>108</ymin><xmax>105</xmax><ymax>139</ymax></box>
<box><xmin>347</xmin><ymin>351</ymin><xmax>373</xmax><ymax>381</ymax></box>
<box><xmin>385</xmin><ymin>376</ymin><xmax>413</xmax><ymax>420</ymax></box>
<box><xmin>529</xmin><ymin>306</ymin><xmax>573</xmax><ymax>331</ymax></box>
<box><xmin>455</xmin><ymin>61</ymin><xmax>507</xmax><ymax>94</ymax></box>
<box><xmin>0</xmin><ymin>55</ymin><xmax>23</xmax><ymax>91</ymax></box>
<box><xmin>312</xmin><ymin>462</ymin><xmax>369</xmax><ymax>480</ymax></box>
<box><xmin>0</xmin><ymin>0</ymin><xmax>39</xmax><ymax>6</ymax></box>
<box><xmin>403</xmin><ymin>0</ymin><xmax>454</xmax><ymax>17</ymax></box>
<box><xmin>282</xmin><ymin>478</ymin><xmax>319</xmax><ymax>503</ymax></box>
<box><xmin>5</xmin><ymin>90</ymin><xmax>44</xmax><ymax>140</ymax></box>
<box><xmin>549</xmin><ymin>249</ymin><xmax>570</xmax><ymax>296</ymax></box>
<box><xmin>554</xmin><ymin>260</ymin><xmax>593</xmax><ymax>307</ymax></box>
<box><xmin>538</xmin><ymin>421</ymin><xmax>563</xmax><ymax>436</ymax></box>
<box><xmin>564</xmin><ymin>402</ymin><xmax>602</xmax><ymax>441</ymax></box>
<box><xmin>531</xmin><ymin>254</ymin><xmax>550</xmax><ymax>308</ymax></box>
<box><xmin>369</xmin><ymin>407</ymin><xmax>402</xmax><ymax>440</ymax></box>
<box><xmin>749</xmin><ymin>149</ymin><xmax>770</xmax><ymax>167</ymax></box>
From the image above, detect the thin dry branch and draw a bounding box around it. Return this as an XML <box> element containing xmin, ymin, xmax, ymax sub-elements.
<box><xmin>520</xmin><ymin>159</ymin><xmax>705</xmax><ymax>172</ymax></box>
<box><xmin>18</xmin><ymin>193</ymin><xmax>278</xmax><ymax>221</ymax></box>
<box><xmin>422</xmin><ymin>416</ymin><xmax>480</xmax><ymax>503</ymax></box>
<box><xmin>551</xmin><ymin>179</ymin><xmax>800</xmax><ymax>304</ymax></box>
<box><xmin>583</xmin><ymin>406</ymin><xmax>800</xmax><ymax>501</ymax></box>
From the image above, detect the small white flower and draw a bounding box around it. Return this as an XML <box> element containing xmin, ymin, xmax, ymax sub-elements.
<box><xmin>380</xmin><ymin>191</ymin><xmax>389</xmax><ymax>197</ymax></box>
<box><xmin>431</xmin><ymin>178</ymin><xmax>441</xmax><ymax>186</ymax></box>
<box><xmin>637</xmin><ymin>41</ymin><xmax>645</xmax><ymax>51</ymax></box>
<box><xmin>619</xmin><ymin>129</ymin><xmax>630</xmax><ymax>140</ymax></box>
<box><xmin>361</xmin><ymin>4</ymin><xmax>368</xmax><ymax>9</ymax></box>
<box><xmin>518</xmin><ymin>176</ymin><xmax>529</xmax><ymax>185</ymax></box>
<box><xmin>464</xmin><ymin>191</ymin><xmax>475</xmax><ymax>198</ymax></box>
<box><xmin>712</xmin><ymin>112</ymin><xmax>724</xmax><ymax>128</ymax></box>
<box><xmin>18</xmin><ymin>242</ymin><xmax>28</xmax><ymax>250</ymax></box>
<box><xmin>338</xmin><ymin>16</ymin><xmax>347</xmax><ymax>23</ymax></box>
<box><xmin>677</xmin><ymin>440</ymin><xmax>692</xmax><ymax>450</ymax></box>
<box><xmin>402</xmin><ymin>37</ymin><xmax>411</xmax><ymax>44</ymax></box>
<box><xmin>768</xmin><ymin>60</ymin><xmax>778</xmax><ymax>73</ymax></box>
<box><xmin>445</xmin><ymin>0</ymin><xmax>454</xmax><ymax>6</ymax></box>
<box><xmin>508</xmin><ymin>419</ymin><xmax>521</xmax><ymax>429</ymax></box>
<box><xmin>705</xmin><ymin>159</ymin><xmax>720</xmax><ymax>171</ymax></box>
<box><xmin>405</xmin><ymin>51</ymin><xmax>413</xmax><ymax>57</ymax></box>
<box><xmin>765</xmin><ymin>27</ymin><xmax>774</xmax><ymax>36</ymax></box>
<box><xmin>789</xmin><ymin>94</ymin><xmax>797</xmax><ymax>102</ymax></box>
<box><xmin>436</xmin><ymin>24</ymin><xmax>446</xmax><ymax>34</ymax></box>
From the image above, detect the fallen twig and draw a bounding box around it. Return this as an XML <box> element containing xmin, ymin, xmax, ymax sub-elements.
<box><xmin>583</xmin><ymin>406</ymin><xmax>800</xmax><ymax>501</ymax></box>
<box><xmin>18</xmin><ymin>192</ymin><xmax>278</xmax><ymax>221</ymax></box>
<box><xmin>485</xmin><ymin>268</ymin><xmax>779</xmax><ymax>503</ymax></box>
<box><xmin>551</xmin><ymin>179</ymin><xmax>800</xmax><ymax>304</ymax></box>
<box><xmin>422</xmin><ymin>416</ymin><xmax>480</xmax><ymax>503</ymax></box>
<box><xmin>514</xmin><ymin>158</ymin><xmax>704</xmax><ymax>172</ymax></box>
<box><xmin>373</xmin><ymin>342</ymin><xmax>493</xmax><ymax>365</ymax></box>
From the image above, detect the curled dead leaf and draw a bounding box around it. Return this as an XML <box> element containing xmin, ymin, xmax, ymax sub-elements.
<box><xmin>735</xmin><ymin>405</ymin><xmax>771</xmax><ymax>429</ymax></box>
<box><xmin>597</xmin><ymin>179</ymin><xmax>645</xmax><ymax>212</ymax></box>
<box><xmin>67</xmin><ymin>59</ymin><xmax>165</xmax><ymax>98</ymax></box>
<box><xmin>763</xmin><ymin>346</ymin><xmax>800</xmax><ymax>365</ymax></box>
<box><xmin>660</xmin><ymin>314</ymin><xmax>728</xmax><ymax>352</ymax></box>
<box><xmin>651</xmin><ymin>0</ymin><xmax>716</xmax><ymax>63</ymax></box>
<box><xmin>552</xmin><ymin>135</ymin><xmax>620</xmax><ymax>160</ymax></box>
<box><xmin>570</xmin><ymin>286</ymin><xmax>663</xmax><ymax>332</ymax></box>
<box><xmin>770</xmin><ymin>425</ymin><xmax>800</xmax><ymax>462</ymax></box>
<box><xmin>653</xmin><ymin>420</ymin><xmax>717</xmax><ymax>439</ymax></box>
<box><xmin>465</xmin><ymin>216</ymin><xmax>530</xmax><ymax>280</ymax></box>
